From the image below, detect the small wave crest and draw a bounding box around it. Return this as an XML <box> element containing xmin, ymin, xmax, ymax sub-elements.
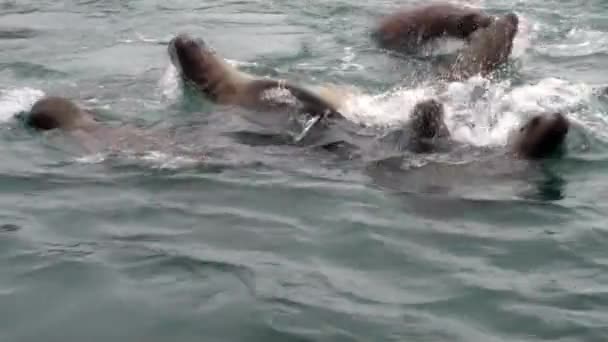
<box><xmin>74</xmin><ymin>150</ymin><xmax>202</xmax><ymax>169</ymax></box>
<box><xmin>158</xmin><ymin>64</ymin><xmax>181</xmax><ymax>101</ymax></box>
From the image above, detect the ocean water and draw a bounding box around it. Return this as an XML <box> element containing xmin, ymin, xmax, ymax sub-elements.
<box><xmin>1</xmin><ymin>0</ymin><xmax>608</xmax><ymax>341</ymax></box>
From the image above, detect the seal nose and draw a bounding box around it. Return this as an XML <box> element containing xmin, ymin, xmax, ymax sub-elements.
<box><xmin>505</xmin><ymin>13</ymin><xmax>519</xmax><ymax>26</ymax></box>
<box><xmin>169</xmin><ymin>33</ymin><xmax>207</xmax><ymax>51</ymax></box>
<box><xmin>551</xmin><ymin>112</ymin><xmax>570</xmax><ymax>137</ymax></box>
<box><xmin>170</xmin><ymin>33</ymin><xmax>193</xmax><ymax>48</ymax></box>
<box><xmin>167</xmin><ymin>33</ymin><xmax>208</xmax><ymax>68</ymax></box>
<box><xmin>168</xmin><ymin>33</ymin><xmax>196</xmax><ymax>71</ymax></box>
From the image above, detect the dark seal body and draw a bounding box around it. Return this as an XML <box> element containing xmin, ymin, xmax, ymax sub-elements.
<box><xmin>372</xmin><ymin>3</ymin><xmax>493</xmax><ymax>54</ymax></box>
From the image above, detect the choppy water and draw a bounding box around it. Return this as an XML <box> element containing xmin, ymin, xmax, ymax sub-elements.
<box><xmin>2</xmin><ymin>0</ymin><xmax>608</xmax><ymax>341</ymax></box>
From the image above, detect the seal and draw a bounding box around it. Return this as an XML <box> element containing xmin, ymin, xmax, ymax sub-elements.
<box><xmin>167</xmin><ymin>33</ymin><xmax>344</xmax><ymax>120</ymax></box>
<box><xmin>508</xmin><ymin>112</ymin><xmax>569</xmax><ymax>159</ymax></box>
<box><xmin>381</xmin><ymin>98</ymin><xmax>451</xmax><ymax>153</ymax></box>
<box><xmin>25</xmin><ymin>96</ymin><xmax>198</xmax><ymax>156</ymax></box>
<box><xmin>372</xmin><ymin>3</ymin><xmax>493</xmax><ymax>54</ymax></box>
<box><xmin>408</xmin><ymin>99</ymin><xmax>451</xmax><ymax>140</ymax></box>
<box><xmin>443</xmin><ymin>12</ymin><xmax>519</xmax><ymax>81</ymax></box>
<box><xmin>24</xmin><ymin>96</ymin><xmax>115</xmax><ymax>153</ymax></box>
<box><xmin>26</xmin><ymin>96</ymin><xmax>99</xmax><ymax>132</ymax></box>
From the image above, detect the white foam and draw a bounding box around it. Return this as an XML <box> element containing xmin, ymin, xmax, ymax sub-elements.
<box><xmin>157</xmin><ymin>57</ymin><xmax>599</xmax><ymax>148</ymax></box>
<box><xmin>0</xmin><ymin>87</ymin><xmax>45</xmax><ymax>122</ymax></box>
<box><xmin>155</xmin><ymin>15</ymin><xmax>602</xmax><ymax>148</ymax></box>
<box><xmin>158</xmin><ymin>64</ymin><xmax>181</xmax><ymax>101</ymax></box>
<box><xmin>138</xmin><ymin>150</ymin><xmax>200</xmax><ymax>169</ymax></box>
<box><xmin>74</xmin><ymin>150</ymin><xmax>201</xmax><ymax>169</ymax></box>
<box><xmin>338</xmin><ymin>76</ymin><xmax>601</xmax><ymax>147</ymax></box>
<box><xmin>338</xmin><ymin>47</ymin><xmax>365</xmax><ymax>72</ymax></box>
<box><xmin>74</xmin><ymin>153</ymin><xmax>107</xmax><ymax>164</ymax></box>
<box><xmin>225</xmin><ymin>59</ymin><xmax>259</xmax><ymax>68</ymax></box>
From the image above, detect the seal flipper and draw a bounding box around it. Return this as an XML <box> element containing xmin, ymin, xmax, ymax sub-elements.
<box><xmin>244</xmin><ymin>79</ymin><xmax>344</xmax><ymax>119</ymax></box>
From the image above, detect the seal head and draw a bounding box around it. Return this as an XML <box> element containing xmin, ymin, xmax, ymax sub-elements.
<box><xmin>409</xmin><ymin>99</ymin><xmax>450</xmax><ymax>139</ymax></box>
<box><xmin>27</xmin><ymin>96</ymin><xmax>98</xmax><ymax>132</ymax></box>
<box><xmin>381</xmin><ymin>98</ymin><xmax>451</xmax><ymax>153</ymax></box>
<box><xmin>446</xmin><ymin>12</ymin><xmax>519</xmax><ymax>80</ymax></box>
<box><xmin>510</xmin><ymin>112</ymin><xmax>569</xmax><ymax>159</ymax></box>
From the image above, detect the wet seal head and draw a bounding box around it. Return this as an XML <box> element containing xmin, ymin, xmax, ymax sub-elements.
<box><xmin>27</xmin><ymin>96</ymin><xmax>98</xmax><ymax>132</ymax></box>
<box><xmin>167</xmin><ymin>33</ymin><xmax>229</xmax><ymax>102</ymax></box>
<box><xmin>511</xmin><ymin>112</ymin><xmax>569</xmax><ymax>159</ymax></box>
<box><xmin>167</xmin><ymin>32</ymin><xmax>271</xmax><ymax>106</ymax></box>
<box><xmin>409</xmin><ymin>98</ymin><xmax>450</xmax><ymax>139</ymax></box>
<box><xmin>168</xmin><ymin>33</ymin><xmax>209</xmax><ymax>76</ymax></box>
<box><xmin>445</xmin><ymin>12</ymin><xmax>519</xmax><ymax>81</ymax></box>
<box><xmin>381</xmin><ymin>98</ymin><xmax>451</xmax><ymax>153</ymax></box>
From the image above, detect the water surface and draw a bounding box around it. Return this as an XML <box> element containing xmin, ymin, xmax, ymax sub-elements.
<box><xmin>1</xmin><ymin>1</ymin><xmax>608</xmax><ymax>341</ymax></box>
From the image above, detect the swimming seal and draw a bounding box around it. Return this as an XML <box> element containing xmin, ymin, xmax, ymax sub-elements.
<box><xmin>444</xmin><ymin>12</ymin><xmax>519</xmax><ymax>81</ymax></box>
<box><xmin>167</xmin><ymin>33</ymin><xmax>343</xmax><ymax>120</ymax></box>
<box><xmin>508</xmin><ymin>112</ymin><xmax>569</xmax><ymax>159</ymax></box>
<box><xmin>381</xmin><ymin>98</ymin><xmax>451</xmax><ymax>153</ymax></box>
<box><xmin>27</xmin><ymin>96</ymin><xmax>99</xmax><ymax>132</ymax></box>
<box><xmin>372</xmin><ymin>3</ymin><xmax>493</xmax><ymax>54</ymax></box>
<box><xmin>25</xmin><ymin>96</ymin><xmax>197</xmax><ymax>156</ymax></box>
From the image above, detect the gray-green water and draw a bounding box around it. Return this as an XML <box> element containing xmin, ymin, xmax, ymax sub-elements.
<box><xmin>2</xmin><ymin>1</ymin><xmax>608</xmax><ymax>341</ymax></box>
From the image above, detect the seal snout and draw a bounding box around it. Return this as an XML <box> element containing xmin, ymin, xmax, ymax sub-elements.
<box><xmin>168</xmin><ymin>33</ymin><xmax>209</xmax><ymax>74</ymax></box>
<box><xmin>545</xmin><ymin>112</ymin><xmax>570</xmax><ymax>150</ymax></box>
<box><xmin>549</xmin><ymin>112</ymin><xmax>569</xmax><ymax>136</ymax></box>
<box><xmin>504</xmin><ymin>13</ymin><xmax>519</xmax><ymax>27</ymax></box>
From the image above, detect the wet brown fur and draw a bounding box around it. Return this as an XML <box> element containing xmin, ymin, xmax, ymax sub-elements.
<box><xmin>509</xmin><ymin>112</ymin><xmax>569</xmax><ymax>159</ymax></box>
<box><xmin>444</xmin><ymin>13</ymin><xmax>519</xmax><ymax>81</ymax></box>
<box><xmin>168</xmin><ymin>33</ymin><xmax>342</xmax><ymax>118</ymax></box>
<box><xmin>27</xmin><ymin>96</ymin><xmax>98</xmax><ymax>132</ymax></box>
<box><xmin>373</xmin><ymin>3</ymin><xmax>493</xmax><ymax>53</ymax></box>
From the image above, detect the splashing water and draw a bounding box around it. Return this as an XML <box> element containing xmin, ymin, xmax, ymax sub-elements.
<box><xmin>0</xmin><ymin>87</ymin><xmax>45</xmax><ymax>122</ymax></box>
<box><xmin>158</xmin><ymin>64</ymin><xmax>181</xmax><ymax>101</ymax></box>
<box><xmin>157</xmin><ymin>64</ymin><xmax>598</xmax><ymax>149</ymax></box>
<box><xmin>154</xmin><ymin>17</ymin><xmax>604</xmax><ymax>150</ymax></box>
